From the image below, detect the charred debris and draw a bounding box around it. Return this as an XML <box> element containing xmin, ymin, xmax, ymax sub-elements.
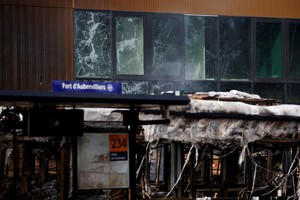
<box><xmin>1</xmin><ymin>90</ymin><xmax>300</xmax><ymax>199</ymax></box>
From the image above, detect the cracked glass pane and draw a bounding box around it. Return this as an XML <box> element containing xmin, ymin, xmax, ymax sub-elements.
<box><xmin>219</xmin><ymin>17</ymin><xmax>251</xmax><ymax>80</ymax></box>
<box><xmin>74</xmin><ymin>10</ymin><xmax>111</xmax><ymax>78</ymax></box>
<box><xmin>148</xmin><ymin>81</ymin><xmax>184</xmax><ymax>95</ymax></box>
<box><xmin>152</xmin><ymin>17</ymin><xmax>180</xmax><ymax>76</ymax></box>
<box><xmin>184</xmin><ymin>16</ymin><xmax>217</xmax><ymax>80</ymax></box>
<box><xmin>116</xmin><ymin>16</ymin><xmax>144</xmax><ymax>75</ymax></box>
<box><xmin>121</xmin><ymin>81</ymin><xmax>148</xmax><ymax>94</ymax></box>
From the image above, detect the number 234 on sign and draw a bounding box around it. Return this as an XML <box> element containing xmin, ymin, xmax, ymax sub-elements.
<box><xmin>109</xmin><ymin>134</ymin><xmax>128</xmax><ymax>152</ymax></box>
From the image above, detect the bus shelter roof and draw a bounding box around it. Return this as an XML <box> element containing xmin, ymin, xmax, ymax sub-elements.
<box><xmin>0</xmin><ymin>90</ymin><xmax>190</xmax><ymax>109</ymax></box>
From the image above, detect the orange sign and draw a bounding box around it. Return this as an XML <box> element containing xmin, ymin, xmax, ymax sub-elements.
<box><xmin>109</xmin><ymin>134</ymin><xmax>128</xmax><ymax>152</ymax></box>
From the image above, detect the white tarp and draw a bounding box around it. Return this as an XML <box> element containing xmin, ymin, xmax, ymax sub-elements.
<box><xmin>142</xmin><ymin>115</ymin><xmax>299</xmax><ymax>144</ymax></box>
<box><xmin>82</xmin><ymin>91</ymin><xmax>300</xmax><ymax>145</ymax></box>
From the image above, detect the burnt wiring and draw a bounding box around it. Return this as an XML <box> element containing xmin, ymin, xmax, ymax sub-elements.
<box><xmin>164</xmin><ymin>144</ymin><xmax>195</xmax><ymax>198</ymax></box>
<box><xmin>246</xmin><ymin>146</ymin><xmax>300</xmax><ymax>198</ymax></box>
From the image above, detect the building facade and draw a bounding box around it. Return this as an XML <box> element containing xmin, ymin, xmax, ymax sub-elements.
<box><xmin>1</xmin><ymin>0</ymin><xmax>300</xmax><ymax>103</ymax></box>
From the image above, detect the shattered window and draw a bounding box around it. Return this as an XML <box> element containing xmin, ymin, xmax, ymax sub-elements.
<box><xmin>115</xmin><ymin>16</ymin><xmax>144</xmax><ymax>75</ymax></box>
<box><xmin>120</xmin><ymin>80</ymin><xmax>148</xmax><ymax>94</ymax></box>
<box><xmin>74</xmin><ymin>10</ymin><xmax>111</xmax><ymax>78</ymax></box>
<box><xmin>151</xmin><ymin>16</ymin><xmax>181</xmax><ymax>77</ymax></box>
<box><xmin>219</xmin><ymin>17</ymin><xmax>251</xmax><ymax>80</ymax></box>
<box><xmin>184</xmin><ymin>15</ymin><xmax>217</xmax><ymax>80</ymax></box>
<box><xmin>256</xmin><ymin>22</ymin><xmax>282</xmax><ymax>79</ymax></box>
<box><xmin>288</xmin><ymin>23</ymin><xmax>300</xmax><ymax>80</ymax></box>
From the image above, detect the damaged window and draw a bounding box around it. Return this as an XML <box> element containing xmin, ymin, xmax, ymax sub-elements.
<box><xmin>151</xmin><ymin>16</ymin><xmax>181</xmax><ymax>77</ymax></box>
<box><xmin>74</xmin><ymin>10</ymin><xmax>111</xmax><ymax>78</ymax></box>
<box><xmin>184</xmin><ymin>15</ymin><xmax>217</xmax><ymax>80</ymax></box>
<box><xmin>115</xmin><ymin>15</ymin><xmax>144</xmax><ymax>75</ymax></box>
<box><xmin>219</xmin><ymin>17</ymin><xmax>251</xmax><ymax>80</ymax></box>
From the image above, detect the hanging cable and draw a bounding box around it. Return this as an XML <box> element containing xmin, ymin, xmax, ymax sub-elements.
<box><xmin>164</xmin><ymin>144</ymin><xmax>195</xmax><ymax>198</ymax></box>
<box><xmin>136</xmin><ymin>142</ymin><xmax>150</xmax><ymax>179</ymax></box>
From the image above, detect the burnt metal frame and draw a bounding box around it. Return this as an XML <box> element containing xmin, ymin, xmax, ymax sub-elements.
<box><xmin>0</xmin><ymin>90</ymin><xmax>190</xmax><ymax>200</ymax></box>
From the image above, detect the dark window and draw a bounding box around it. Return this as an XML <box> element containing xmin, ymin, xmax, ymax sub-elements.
<box><xmin>184</xmin><ymin>15</ymin><xmax>218</xmax><ymax>80</ymax></box>
<box><xmin>184</xmin><ymin>81</ymin><xmax>218</xmax><ymax>93</ymax></box>
<box><xmin>256</xmin><ymin>22</ymin><xmax>282</xmax><ymax>79</ymax></box>
<box><xmin>115</xmin><ymin>16</ymin><xmax>144</xmax><ymax>75</ymax></box>
<box><xmin>74</xmin><ymin>10</ymin><xmax>111</xmax><ymax>78</ymax></box>
<box><xmin>288</xmin><ymin>23</ymin><xmax>300</xmax><ymax>80</ymax></box>
<box><xmin>220</xmin><ymin>81</ymin><xmax>252</xmax><ymax>93</ymax></box>
<box><xmin>287</xmin><ymin>83</ymin><xmax>300</xmax><ymax>104</ymax></box>
<box><xmin>151</xmin><ymin>16</ymin><xmax>181</xmax><ymax>77</ymax></box>
<box><xmin>254</xmin><ymin>83</ymin><xmax>285</xmax><ymax>103</ymax></box>
<box><xmin>219</xmin><ymin>17</ymin><xmax>251</xmax><ymax>80</ymax></box>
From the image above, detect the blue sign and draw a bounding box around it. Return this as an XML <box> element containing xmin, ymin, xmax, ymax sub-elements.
<box><xmin>52</xmin><ymin>80</ymin><xmax>122</xmax><ymax>94</ymax></box>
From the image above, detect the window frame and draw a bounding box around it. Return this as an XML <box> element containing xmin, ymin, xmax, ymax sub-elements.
<box><xmin>74</xmin><ymin>9</ymin><xmax>112</xmax><ymax>80</ymax></box>
<box><xmin>218</xmin><ymin>16</ymin><xmax>252</xmax><ymax>81</ymax></box>
<box><xmin>287</xmin><ymin>19</ymin><xmax>300</xmax><ymax>82</ymax></box>
<box><xmin>112</xmin><ymin>12</ymin><xmax>149</xmax><ymax>81</ymax></box>
<box><xmin>72</xmin><ymin>10</ymin><xmax>300</xmax><ymax>103</ymax></box>
<box><xmin>184</xmin><ymin>14</ymin><xmax>219</xmax><ymax>81</ymax></box>
<box><xmin>253</xmin><ymin>18</ymin><xmax>286</xmax><ymax>83</ymax></box>
<box><xmin>148</xmin><ymin>13</ymin><xmax>185</xmax><ymax>81</ymax></box>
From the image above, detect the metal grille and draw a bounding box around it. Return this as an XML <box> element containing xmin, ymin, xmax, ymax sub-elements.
<box><xmin>0</xmin><ymin>132</ymin><xmax>61</xmax><ymax>199</ymax></box>
<box><xmin>0</xmin><ymin>121</ymin><xmax>129</xmax><ymax>199</ymax></box>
